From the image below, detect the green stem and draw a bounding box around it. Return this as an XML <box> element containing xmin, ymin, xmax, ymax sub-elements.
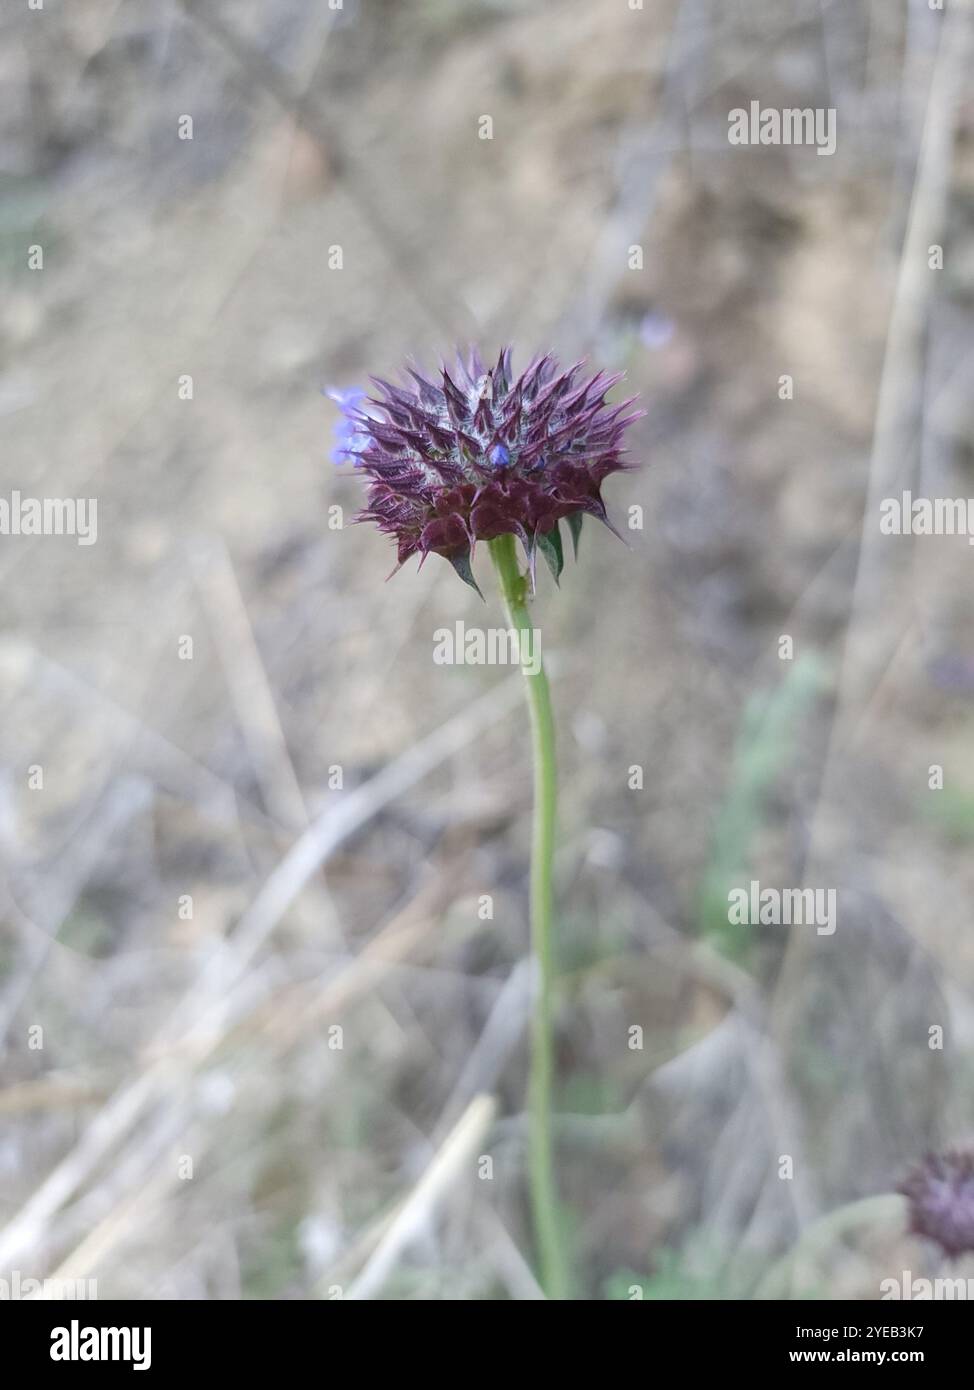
<box><xmin>488</xmin><ymin>533</ymin><xmax>568</xmax><ymax>1300</ymax></box>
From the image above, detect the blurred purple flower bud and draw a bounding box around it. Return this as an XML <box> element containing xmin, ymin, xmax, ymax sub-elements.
<box><xmin>900</xmin><ymin>1148</ymin><xmax>974</xmax><ymax>1257</ymax></box>
<box><xmin>927</xmin><ymin>653</ymin><xmax>974</xmax><ymax>695</ymax></box>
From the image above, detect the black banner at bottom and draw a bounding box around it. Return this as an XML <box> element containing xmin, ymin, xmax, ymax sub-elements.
<box><xmin>2</xmin><ymin>1297</ymin><xmax>968</xmax><ymax>1373</ymax></box>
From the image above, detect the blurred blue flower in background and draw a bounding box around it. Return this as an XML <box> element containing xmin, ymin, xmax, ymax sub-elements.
<box><xmin>639</xmin><ymin>311</ymin><xmax>675</xmax><ymax>351</ymax></box>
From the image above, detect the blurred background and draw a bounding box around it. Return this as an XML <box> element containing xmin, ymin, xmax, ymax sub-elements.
<box><xmin>2</xmin><ymin>0</ymin><xmax>974</xmax><ymax>1300</ymax></box>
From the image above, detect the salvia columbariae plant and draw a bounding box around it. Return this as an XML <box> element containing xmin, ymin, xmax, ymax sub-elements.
<box><xmin>330</xmin><ymin>347</ymin><xmax>642</xmax><ymax>1298</ymax></box>
<box><xmin>757</xmin><ymin>1151</ymin><xmax>974</xmax><ymax>1298</ymax></box>
<box><xmin>330</xmin><ymin>347</ymin><xmax>642</xmax><ymax>595</ymax></box>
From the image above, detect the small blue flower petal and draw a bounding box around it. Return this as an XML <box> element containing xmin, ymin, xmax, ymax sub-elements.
<box><xmin>327</xmin><ymin>386</ymin><xmax>371</xmax><ymax>465</ymax></box>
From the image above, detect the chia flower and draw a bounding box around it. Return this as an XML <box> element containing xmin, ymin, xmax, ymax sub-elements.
<box><xmin>899</xmin><ymin>1147</ymin><xmax>974</xmax><ymax>1257</ymax></box>
<box><xmin>326</xmin><ymin>344</ymin><xmax>644</xmax><ymax>1298</ymax></box>
<box><xmin>325</xmin><ymin>386</ymin><xmax>375</xmax><ymax>463</ymax></box>
<box><xmin>330</xmin><ymin>347</ymin><xmax>643</xmax><ymax>594</ymax></box>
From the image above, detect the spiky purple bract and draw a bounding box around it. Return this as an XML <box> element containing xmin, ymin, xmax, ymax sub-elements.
<box><xmin>900</xmin><ymin>1148</ymin><xmax>974</xmax><ymax>1257</ymax></box>
<box><xmin>331</xmin><ymin>348</ymin><xmax>643</xmax><ymax>592</ymax></box>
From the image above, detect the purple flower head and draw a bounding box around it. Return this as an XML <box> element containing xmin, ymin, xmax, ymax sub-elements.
<box><xmin>331</xmin><ymin>347</ymin><xmax>644</xmax><ymax>593</ymax></box>
<box><xmin>900</xmin><ymin>1147</ymin><xmax>974</xmax><ymax>1257</ymax></box>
